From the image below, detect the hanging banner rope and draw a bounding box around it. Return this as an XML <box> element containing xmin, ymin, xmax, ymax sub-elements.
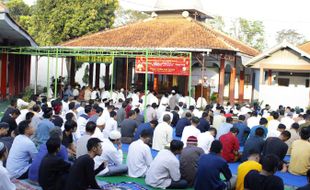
<box><xmin>135</xmin><ymin>56</ymin><xmax>190</xmax><ymax>76</ymax></box>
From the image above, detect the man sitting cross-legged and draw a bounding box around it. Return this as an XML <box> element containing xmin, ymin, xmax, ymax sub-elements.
<box><xmin>94</xmin><ymin>131</ymin><xmax>128</xmax><ymax>176</ymax></box>
<box><xmin>127</xmin><ymin>129</ymin><xmax>153</xmax><ymax>178</ymax></box>
<box><xmin>146</xmin><ymin>140</ymin><xmax>188</xmax><ymax>189</ymax></box>
<box><xmin>39</xmin><ymin>137</ymin><xmax>71</xmax><ymax>190</ymax></box>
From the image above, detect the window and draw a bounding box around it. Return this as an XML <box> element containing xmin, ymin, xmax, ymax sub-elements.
<box><xmin>278</xmin><ymin>78</ymin><xmax>289</xmax><ymax>86</ymax></box>
<box><xmin>306</xmin><ymin>79</ymin><xmax>310</xmax><ymax>88</ymax></box>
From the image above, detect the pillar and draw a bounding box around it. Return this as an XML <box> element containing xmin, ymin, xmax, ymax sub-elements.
<box><xmin>239</xmin><ymin>69</ymin><xmax>245</xmax><ymax>103</ymax></box>
<box><xmin>8</xmin><ymin>55</ymin><xmax>15</xmax><ymax>96</ymax></box>
<box><xmin>105</xmin><ymin>64</ymin><xmax>110</xmax><ymax>89</ymax></box>
<box><xmin>153</xmin><ymin>75</ymin><xmax>159</xmax><ymax>93</ymax></box>
<box><xmin>88</xmin><ymin>63</ymin><xmax>94</xmax><ymax>87</ymax></box>
<box><xmin>268</xmin><ymin>70</ymin><xmax>272</xmax><ymax>85</ymax></box>
<box><xmin>229</xmin><ymin>59</ymin><xmax>236</xmax><ymax>105</ymax></box>
<box><xmin>95</xmin><ymin>63</ymin><xmax>100</xmax><ymax>88</ymax></box>
<box><xmin>1</xmin><ymin>53</ymin><xmax>7</xmax><ymax>99</ymax></box>
<box><xmin>218</xmin><ymin>55</ymin><xmax>225</xmax><ymax>105</ymax></box>
<box><xmin>70</xmin><ymin>57</ymin><xmax>76</xmax><ymax>86</ymax></box>
<box><xmin>259</xmin><ymin>67</ymin><xmax>264</xmax><ymax>85</ymax></box>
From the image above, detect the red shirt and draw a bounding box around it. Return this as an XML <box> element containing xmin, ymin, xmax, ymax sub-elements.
<box><xmin>219</xmin><ymin>132</ymin><xmax>239</xmax><ymax>162</ymax></box>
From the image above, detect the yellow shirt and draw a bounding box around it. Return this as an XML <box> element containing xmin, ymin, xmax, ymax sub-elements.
<box><xmin>236</xmin><ymin>160</ymin><xmax>262</xmax><ymax>190</ymax></box>
<box><xmin>289</xmin><ymin>139</ymin><xmax>310</xmax><ymax>175</ymax></box>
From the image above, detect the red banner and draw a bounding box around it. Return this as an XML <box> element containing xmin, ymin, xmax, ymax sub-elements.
<box><xmin>135</xmin><ymin>57</ymin><xmax>190</xmax><ymax>76</ymax></box>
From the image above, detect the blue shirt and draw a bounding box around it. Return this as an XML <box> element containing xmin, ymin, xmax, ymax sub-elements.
<box><xmin>249</xmin><ymin>125</ymin><xmax>268</xmax><ymax>139</ymax></box>
<box><xmin>197</xmin><ymin>118</ymin><xmax>210</xmax><ymax>133</ymax></box>
<box><xmin>195</xmin><ymin>153</ymin><xmax>232</xmax><ymax>190</ymax></box>
<box><xmin>133</xmin><ymin>123</ymin><xmax>154</xmax><ymax>141</ymax></box>
<box><xmin>175</xmin><ymin>118</ymin><xmax>191</xmax><ymax>137</ymax></box>
<box><xmin>28</xmin><ymin>143</ymin><xmax>68</xmax><ymax>182</ymax></box>
<box><xmin>6</xmin><ymin>135</ymin><xmax>38</xmax><ymax>178</ymax></box>
<box><xmin>241</xmin><ymin>136</ymin><xmax>265</xmax><ymax>162</ymax></box>
<box><xmin>216</xmin><ymin>123</ymin><xmax>233</xmax><ymax>139</ymax></box>
<box><xmin>233</xmin><ymin>122</ymin><xmax>250</xmax><ymax>146</ymax></box>
<box><xmin>34</xmin><ymin>119</ymin><xmax>55</xmax><ymax>146</ymax></box>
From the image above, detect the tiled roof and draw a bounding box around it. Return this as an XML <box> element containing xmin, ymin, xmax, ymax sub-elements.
<box><xmin>62</xmin><ymin>18</ymin><xmax>259</xmax><ymax>56</ymax></box>
<box><xmin>299</xmin><ymin>41</ymin><xmax>310</xmax><ymax>54</ymax></box>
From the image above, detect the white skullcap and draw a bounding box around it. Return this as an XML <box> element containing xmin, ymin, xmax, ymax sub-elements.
<box><xmin>109</xmin><ymin>131</ymin><xmax>121</xmax><ymax>140</ymax></box>
<box><xmin>96</xmin><ymin>117</ymin><xmax>105</xmax><ymax>126</ymax></box>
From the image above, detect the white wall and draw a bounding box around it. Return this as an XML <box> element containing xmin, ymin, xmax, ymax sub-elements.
<box><xmin>259</xmin><ymin>85</ymin><xmax>309</xmax><ymax>110</ymax></box>
<box><xmin>192</xmin><ymin>67</ymin><xmax>219</xmax><ymax>95</ymax></box>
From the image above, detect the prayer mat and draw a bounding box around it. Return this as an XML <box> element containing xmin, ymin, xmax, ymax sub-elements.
<box><xmin>101</xmin><ymin>182</ymin><xmax>148</xmax><ymax>190</ymax></box>
<box><xmin>13</xmin><ymin>179</ymin><xmax>42</xmax><ymax>190</ymax></box>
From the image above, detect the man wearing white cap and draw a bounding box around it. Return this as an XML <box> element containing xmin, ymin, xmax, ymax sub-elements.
<box><xmin>94</xmin><ymin>131</ymin><xmax>128</xmax><ymax>176</ymax></box>
<box><xmin>169</xmin><ymin>90</ymin><xmax>178</xmax><ymax>110</ymax></box>
<box><xmin>92</xmin><ymin>117</ymin><xmax>105</xmax><ymax>141</ymax></box>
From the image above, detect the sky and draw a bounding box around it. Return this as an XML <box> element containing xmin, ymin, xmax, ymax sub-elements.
<box><xmin>24</xmin><ymin>0</ymin><xmax>310</xmax><ymax>48</ymax></box>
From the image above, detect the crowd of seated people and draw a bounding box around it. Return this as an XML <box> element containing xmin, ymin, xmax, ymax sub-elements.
<box><xmin>0</xmin><ymin>85</ymin><xmax>309</xmax><ymax>190</ymax></box>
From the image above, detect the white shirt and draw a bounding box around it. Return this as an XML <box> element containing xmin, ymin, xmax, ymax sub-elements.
<box><xmin>92</xmin><ymin>127</ymin><xmax>105</xmax><ymax>141</ymax></box>
<box><xmin>17</xmin><ymin>98</ymin><xmax>29</xmax><ymax>109</ymax></box>
<box><xmin>160</xmin><ymin>96</ymin><xmax>169</xmax><ymax>106</ymax></box>
<box><xmin>103</xmin><ymin>118</ymin><xmax>118</xmax><ymax>139</ymax></box>
<box><xmin>267</xmin><ymin>119</ymin><xmax>280</xmax><ymax>132</ymax></box>
<box><xmin>181</xmin><ymin>125</ymin><xmax>201</xmax><ymax>146</ymax></box>
<box><xmin>94</xmin><ymin>139</ymin><xmax>123</xmax><ymax>175</ymax></box>
<box><xmin>281</xmin><ymin>117</ymin><xmax>294</xmax><ymax>129</ymax></box>
<box><xmin>158</xmin><ymin>111</ymin><xmax>173</xmax><ymax>123</ymax></box>
<box><xmin>213</xmin><ymin>115</ymin><xmax>226</xmax><ymax>130</ymax></box>
<box><xmin>76</xmin><ymin>115</ymin><xmax>89</xmax><ymax>137</ymax></box>
<box><xmin>197</xmin><ymin>131</ymin><xmax>215</xmax><ymax>153</ymax></box>
<box><xmin>127</xmin><ymin>139</ymin><xmax>153</xmax><ymax>178</ymax></box>
<box><xmin>247</xmin><ymin>116</ymin><xmax>260</xmax><ymax>129</ymax></box>
<box><xmin>145</xmin><ymin>149</ymin><xmax>180</xmax><ymax>189</ymax></box>
<box><xmin>16</xmin><ymin>109</ymin><xmax>28</xmax><ymax>125</ymax></box>
<box><xmin>152</xmin><ymin>122</ymin><xmax>173</xmax><ymax>151</ymax></box>
<box><xmin>0</xmin><ymin>161</ymin><xmax>15</xmax><ymax>190</ymax></box>
<box><xmin>267</xmin><ymin>130</ymin><xmax>281</xmax><ymax>138</ymax></box>
<box><xmin>73</xmin><ymin>89</ymin><xmax>79</xmax><ymax>97</ymax></box>
<box><xmin>6</xmin><ymin>135</ymin><xmax>38</xmax><ymax>178</ymax></box>
<box><xmin>91</xmin><ymin>90</ymin><xmax>99</xmax><ymax>100</ymax></box>
<box><xmin>193</xmin><ymin>109</ymin><xmax>202</xmax><ymax>118</ymax></box>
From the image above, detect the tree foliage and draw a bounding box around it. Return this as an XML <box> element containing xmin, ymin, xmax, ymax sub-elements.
<box><xmin>30</xmin><ymin>0</ymin><xmax>118</xmax><ymax>45</ymax></box>
<box><xmin>276</xmin><ymin>29</ymin><xmax>306</xmax><ymax>46</ymax></box>
<box><xmin>230</xmin><ymin>18</ymin><xmax>266</xmax><ymax>51</ymax></box>
<box><xmin>3</xmin><ymin>0</ymin><xmax>30</xmax><ymax>22</ymax></box>
<box><xmin>3</xmin><ymin>0</ymin><xmax>118</xmax><ymax>46</ymax></box>
<box><xmin>114</xmin><ymin>6</ymin><xmax>149</xmax><ymax>27</ymax></box>
<box><xmin>206</xmin><ymin>15</ymin><xmax>225</xmax><ymax>32</ymax></box>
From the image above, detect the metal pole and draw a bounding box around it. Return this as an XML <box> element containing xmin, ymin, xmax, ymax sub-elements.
<box><xmin>189</xmin><ymin>53</ymin><xmax>192</xmax><ymax>105</ymax></box>
<box><xmin>54</xmin><ymin>48</ymin><xmax>59</xmax><ymax>99</ymax></box>
<box><xmin>47</xmin><ymin>51</ymin><xmax>50</xmax><ymax>99</ymax></box>
<box><xmin>144</xmin><ymin>50</ymin><xmax>149</xmax><ymax>120</ymax></box>
<box><xmin>34</xmin><ymin>56</ymin><xmax>38</xmax><ymax>94</ymax></box>
<box><xmin>126</xmin><ymin>55</ymin><xmax>129</xmax><ymax>96</ymax></box>
<box><xmin>200</xmin><ymin>52</ymin><xmax>206</xmax><ymax>108</ymax></box>
<box><xmin>110</xmin><ymin>52</ymin><xmax>114</xmax><ymax>97</ymax></box>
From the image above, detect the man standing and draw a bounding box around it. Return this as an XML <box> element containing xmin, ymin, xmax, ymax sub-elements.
<box><xmin>180</xmin><ymin>136</ymin><xmax>204</xmax><ymax>186</ymax></box>
<box><xmin>219</xmin><ymin>127</ymin><xmax>240</xmax><ymax>163</ymax></box>
<box><xmin>127</xmin><ymin>130</ymin><xmax>153</xmax><ymax>178</ymax></box>
<box><xmin>94</xmin><ymin>131</ymin><xmax>128</xmax><ymax>176</ymax></box>
<box><xmin>146</xmin><ymin>140</ymin><xmax>188</xmax><ymax>189</ymax></box>
<box><xmin>152</xmin><ymin>114</ymin><xmax>173</xmax><ymax>151</ymax></box>
<box><xmin>65</xmin><ymin>138</ymin><xmax>107</xmax><ymax>190</ymax></box>
<box><xmin>195</xmin><ymin>140</ymin><xmax>235</xmax><ymax>190</ymax></box>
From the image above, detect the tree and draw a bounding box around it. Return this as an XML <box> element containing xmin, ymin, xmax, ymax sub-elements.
<box><xmin>230</xmin><ymin>18</ymin><xmax>266</xmax><ymax>51</ymax></box>
<box><xmin>206</xmin><ymin>15</ymin><xmax>226</xmax><ymax>32</ymax></box>
<box><xmin>114</xmin><ymin>6</ymin><xmax>149</xmax><ymax>27</ymax></box>
<box><xmin>276</xmin><ymin>29</ymin><xmax>306</xmax><ymax>46</ymax></box>
<box><xmin>2</xmin><ymin>0</ymin><xmax>31</xmax><ymax>23</ymax></box>
<box><xmin>29</xmin><ymin>0</ymin><xmax>119</xmax><ymax>45</ymax></box>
